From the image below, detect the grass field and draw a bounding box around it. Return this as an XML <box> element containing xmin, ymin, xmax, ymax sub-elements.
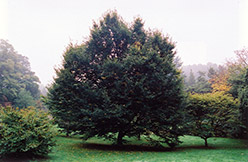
<box><xmin>1</xmin><ymin>135</ymin><xmax>248</xmax><ymax>162</ymax></box>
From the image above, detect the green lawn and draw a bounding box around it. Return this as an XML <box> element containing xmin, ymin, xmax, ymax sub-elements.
<box><xmin>1</xmin><ymin>136</ymin><xmax>248</xmax><ymax>162</ymax></box>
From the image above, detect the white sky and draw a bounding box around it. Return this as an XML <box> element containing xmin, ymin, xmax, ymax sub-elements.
<box><xmin>0</xmin><ymin>0</ymin><xmax>248</xmax><ymax>85</ymax></box>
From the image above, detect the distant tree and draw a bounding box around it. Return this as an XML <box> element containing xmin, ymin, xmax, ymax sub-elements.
<box><xmin>187</xmin><ymin>69</ymin><xmax>196</xmax><ymax>86</ymax></box>
<box><xmin>182</xmin><ymin>64</ymin><xmax>220</xmax><ymax>94</ymax></box>
<box><xmin>182</xmin><ymin>63</ymin><xmax>218</xmax><ymax>79</ymax></box>
<box><xmin>197</xmin><ymin>71</ymin><xmax>207</xmax><ymax>82</ymax></box>
<box><xmin>45</xmin><ymin>12</ymin><xmax>186</xmax><ymax>147</ymax></box>
<box><xmin>0</xmin><ymin>39</ymin><xmax>40</xmax><ymax>107</ymax></box>
<box><xmin>187</xmin><ymin>92</ymin><xmax>241</xmax><ymax>147</ymax></box>
<box><xmin>209</xmin><ymin>66</ymin><xmax>231</xmax><ymax>93</ymax></box>
<box><xmin>14</xmin><ymin>89</ymin><xmax>36</xmax><ymax>108</ymax></box>
<box><xmin>190</xmin><ymin>71</ymin><xmax>212</xmax><ymax>93</ymax></box>
<box><xmin>227</xmin><ymin>48</ymin><xmax>248</xmax><ymax>71</ymax></box>
<box><xmin>207</xmin><ymin>67</ymin><xmax>216</xmax><ymax>79</ymax></box>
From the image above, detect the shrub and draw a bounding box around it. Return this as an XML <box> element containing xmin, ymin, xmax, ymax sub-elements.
<box><xmin>0</xmin><ymin>106</ymin><xmax>58</xmax><ymax>156</ymax></box>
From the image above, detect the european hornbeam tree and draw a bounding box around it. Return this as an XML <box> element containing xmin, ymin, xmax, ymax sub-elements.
<box><xmin>45</xmin><ymin>12</ymin><xmax>186</xmax><ymax>147</ymax></box>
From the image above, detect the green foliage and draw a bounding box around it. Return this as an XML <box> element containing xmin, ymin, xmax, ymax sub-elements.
<box><xmin>43</xmin><ymin>44</ymin><xmax>88</xmax><ymax>136</ymax></box>
<box><xmin>207</xmin><ymin>67</ymin><xmax>217</xmax><ymax>79</ymax></box>
<box><xmin>235</xmin><ymin>68</ymin><xmax>248</xmax><ymax>138</ymax></box>
<box><xmin>187</xmin><ymin>69</ymin><xmax>196</xmax><ymax>86</ymax></box>
<box><xmin>0</xmin><ymin>106</ymin><xmax>58</xmax><ymax>156</ymax></box>
<box><xmin>187</xmin><ymin>92</ymin><xmax>241</xmax><ymax>146</ymax></box>
<box><xmin>228</xmin><ymin>68</ymin><xmax>246</xmax><ymax>98</ymax></box>
<box><xmin>0</xmin><ymin>39</ymin><xmax>40</xmax><ymax>107</ymax></box>
<box><xmin>185</xmin><ymin>71</ymin><xmax>212</xmax><ymax>93</ymax></box>
<box><xmin>239</xmin><ymin>86</ymin><xmax>248</xmax><ymax>136</ymax></box>
<box><xmin>45</xmin><ymin>11</ymin><xmax>186</xmax><ymax>147</ymax></box>
<box><xmin>227</xmin><ymin>49</ymin><xmax>248</xmax><ymax>138</ymax></box>
<box><xmin>14</xmin><ymin>89</ymin><xmax>36</xmax><ymax>108</ymax></box>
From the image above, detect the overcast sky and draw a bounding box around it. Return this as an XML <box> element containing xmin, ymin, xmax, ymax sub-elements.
<box><xmin>1</xmin><ymin>0</ymin><xmax>248</xmax><ymax>85</ymax></box>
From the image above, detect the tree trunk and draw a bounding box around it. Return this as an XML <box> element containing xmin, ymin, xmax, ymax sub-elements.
<box><xmin>204</xmin><ymin>138</ymin><xmax>208</xmax><ymax>147</ymax></box>
<box><xmin>66</xmin><ymin>131</ymin><xmax>69</xmax><ymax>137</ymax></box>
<box><xmin>117</xmin><ymin>131</ymin><xmax>124</xmax><ymax>145</ymax></box>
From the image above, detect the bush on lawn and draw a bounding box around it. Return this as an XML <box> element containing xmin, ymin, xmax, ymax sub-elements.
<box><xmin>0</xmin><ymin>106</ymin><xmax>58</xmax><ymax>156</ymax></box>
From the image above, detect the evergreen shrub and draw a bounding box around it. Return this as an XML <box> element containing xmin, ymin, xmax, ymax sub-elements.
<box><xmin>0</xmin><ymin>106</ymin><xmax>57</xmax><ymax>156</ymax></box>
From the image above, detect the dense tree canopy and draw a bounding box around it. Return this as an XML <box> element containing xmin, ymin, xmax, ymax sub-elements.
<box><xmin>226</xmin><ymin>48</ymin><xmax>248</xmax><ymax>138</ymax></box>
<box><xmin>228</xmin><ymin>67</ymin><xmax>248</xmax><ymax>138</ymax></box>
<box><xmin>45</xmin><ymin>12</ymin><xmax>186</xmax><ymax>147</ymax></box>
<box><xmin>0</xmin><ymin>39</ymin><xmax>40</xmax><ymax>108</ymax></box>
<box><xmin>238</xmin><ymin>69</ymin><xmax>248</xmax><ymax>138</ymax></box>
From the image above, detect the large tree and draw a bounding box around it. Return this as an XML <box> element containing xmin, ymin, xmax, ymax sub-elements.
<box><xmin>0</xmin><ymin>39</ymin><xmax>40</xmax><ymax>108</ymax></box>
<box><xmin>45</xmin><ymin>12</ymin><xmax>186</xmax><ymax>147</ymax></box>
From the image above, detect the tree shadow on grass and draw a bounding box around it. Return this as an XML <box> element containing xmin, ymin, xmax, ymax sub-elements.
<box><xmin>76</xmin><ymin>141</ymin><xmax>248</xmax><ymax>152</ymax></box>
<box><xmin>81</xmin><ymin>143</ymin><xmax>172</xmax><ymax>152</ymax></box>
<box><xmin>0</xmin><ymin>152</ymin><xmax>50</xmax><ymax>162</ymax></box>
<box><xmin>76</xmin><ymin>142</ymin><xmax>219</xmax><ymax>152</ymax></box>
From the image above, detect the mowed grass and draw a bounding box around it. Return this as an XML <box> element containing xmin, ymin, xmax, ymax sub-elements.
<box><xmin>1</xmin><ymin>135</ymin><xmax>248</xmax><ymax>162</ymax></box>
<box><xmin>43</xmin><ymin>135</ymin><xmax>248</xmax><ymax>162</ymax></box>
